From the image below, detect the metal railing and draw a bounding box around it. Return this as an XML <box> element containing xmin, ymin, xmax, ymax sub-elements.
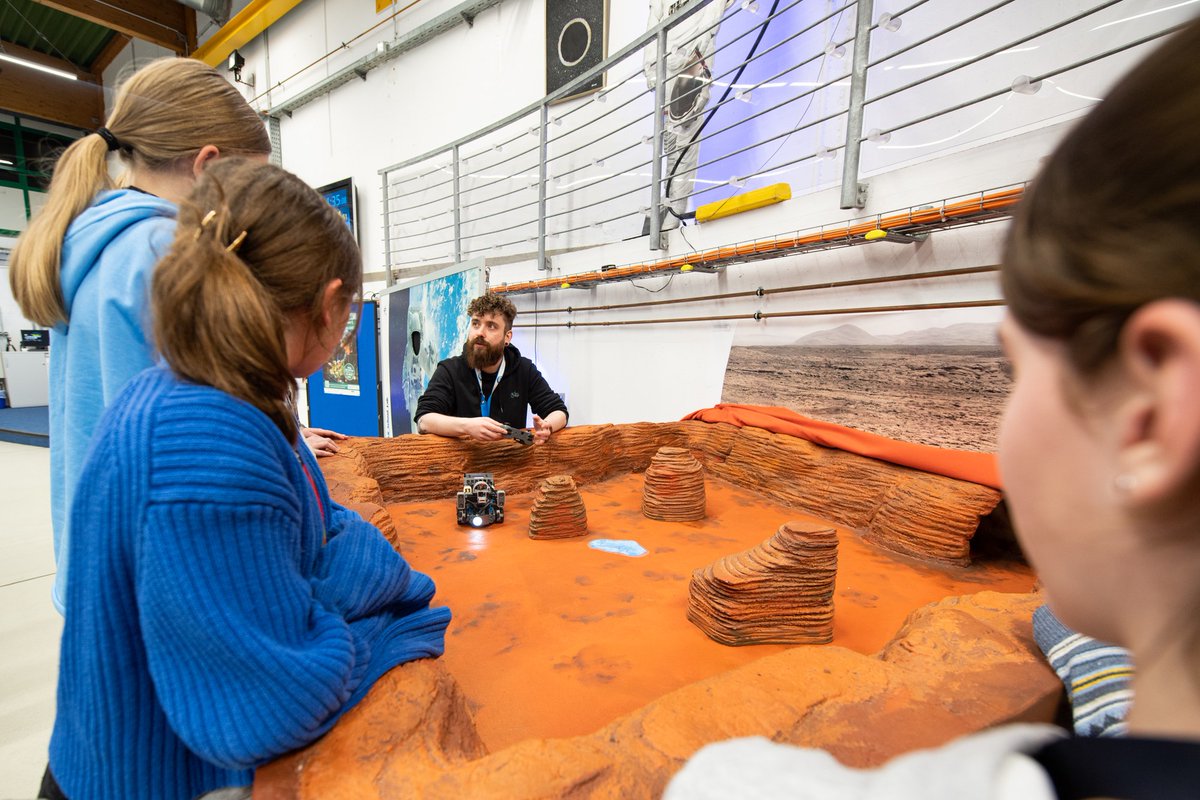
<box><xmin>379</xmin><ymin>0</ymin><xmax>1192</xmax><ymax>286</ymax></box>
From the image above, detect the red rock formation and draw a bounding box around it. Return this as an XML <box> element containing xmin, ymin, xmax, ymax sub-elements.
<box><xmin>251</xmin><ymin>422</ymin><xmax>1036</xmax><ymax>798</ymax></box>
<box><xmin>528</xmin><ymin>475</ymin><xmax>588</xmax><ymax>540</ymax></box>
<box><xmin>641</xmin><ymin>446</ymin><xmax>706</xmax><ymax>521</ymax></box>
<box><xmin>345</xmin><ymin>421</ymin><xmax>999</xmax><ymax>566</ymax></box>
<box><xmin>255</xmin><ymin>591</ymin><xmax>1060</xmax><ymax>799</ymax></box>
<box><xmin>688</xmin><ymin>521</ymin><xmax>838</xmax><ymax>645</ymax></box>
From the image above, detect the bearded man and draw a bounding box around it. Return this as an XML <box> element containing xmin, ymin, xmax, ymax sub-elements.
<box><xmin>414</xmin><ymin>293</ymin><xmax>568</xmax><ymax>443</ymax></box>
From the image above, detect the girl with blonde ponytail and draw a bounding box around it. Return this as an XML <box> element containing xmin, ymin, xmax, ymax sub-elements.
<box><xmin>7</xmin><ymin>58</ymin><xmax>271</xmax><ymax>615</ymax></box>
<box><xmin>43</xmin><ymin>159</ymin><xmax>451</xmax><ymax>800</ymax></box>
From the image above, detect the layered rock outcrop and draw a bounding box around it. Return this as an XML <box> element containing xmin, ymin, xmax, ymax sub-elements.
<box><xmin>688</xmin><ymin>521</ymin><xmax>838</xmax><ymax>645</ymax></box>
<box><xmin>641</xmin><ymin>447</ymin><xmax>706</xmax><ymax>521</ymax></box>
<box><xmin>528</xmin><ymin>475</ymin><xmax>588</xmax><ymax>540</ymax></box>
<box><xmin>348</xmin><ymin>421</ymin><xmax>1000</xmax><ymax>564</ymax></box>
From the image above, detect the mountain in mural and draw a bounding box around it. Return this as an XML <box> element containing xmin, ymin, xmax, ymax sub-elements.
<box><xmin>792</xmin><ymin>324</ymin><xmax>883</xmax><ymax>346</ymax></box>
<box><xmin>794</xmin><ymin>323</ymin><xmax>998</xmax><ymax>347</ymax></box>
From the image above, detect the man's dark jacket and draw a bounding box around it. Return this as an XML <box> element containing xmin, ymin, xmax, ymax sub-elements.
<box><xmin>414</xmin><ymin>343</ymin><xmax>568</xmax><ymax>429</ymax></box>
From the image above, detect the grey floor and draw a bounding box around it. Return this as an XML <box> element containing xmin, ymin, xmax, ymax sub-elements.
<box><xmin>0</xmin><ymin>441</ymin><xmax>60</xmax><ymax>798</ymax></box>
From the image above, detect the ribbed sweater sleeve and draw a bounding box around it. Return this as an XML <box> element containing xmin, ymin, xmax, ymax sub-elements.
<box><xmin>135</xmin><ymin>384</ymin><xmax>447</xmax><ymax>771</ymax></box>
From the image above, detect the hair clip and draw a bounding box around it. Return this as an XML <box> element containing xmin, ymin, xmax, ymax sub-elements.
<box><xmin>225</xmin><ymin>230</ymin><xmax>248</xmax><ymax>253</ymax></box>
<box><xmin>193</xmin><ymin>210</ymin><xmax>218</xmax><ymax>241</ymax></box>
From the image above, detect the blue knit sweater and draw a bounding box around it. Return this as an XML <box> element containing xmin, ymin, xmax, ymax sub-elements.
<box><xmin>50</xmin><ymin>368</ymin><xmax>451</xmax><ymax>800</ymax></box>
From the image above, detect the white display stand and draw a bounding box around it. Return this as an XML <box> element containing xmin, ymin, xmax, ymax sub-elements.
<box><xmin>2</xmin><ymin>350</ymin><xmax>50</xmax><ymax>407</ymax></box>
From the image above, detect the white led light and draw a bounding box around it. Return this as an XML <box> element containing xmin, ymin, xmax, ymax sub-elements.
<box><xmin>0</xmin><ymin>54</ymin><xmax>77</xmax><ymax>81</ymax></box>
<box><xmin>471</xmin><ymin>516</ymin><xmax>484</xmax><ymax>527</ymax></box>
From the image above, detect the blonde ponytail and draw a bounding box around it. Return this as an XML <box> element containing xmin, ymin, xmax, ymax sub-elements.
<box><xmin>9</xmin><ymin>135</ymin><xmax>114</xmax><ymax>326</ymax></box>
<box><xmin>9</xmin><ymin>57</ymin><xmax>270</xmax><ymax>326</ymax></box>
<box><xmin>153</xmin><ymin>159</ymin><xmax>360</xmax><ymax>442</ymax></box>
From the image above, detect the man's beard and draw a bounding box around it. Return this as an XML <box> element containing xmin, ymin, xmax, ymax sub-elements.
<box><xmin>464</xmin><ymin>336</ymin><xmax>505</xmax><ymax>370</ymax></box>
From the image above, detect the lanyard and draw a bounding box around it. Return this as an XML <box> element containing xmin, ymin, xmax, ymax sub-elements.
<box><xmin>295</xmin><ymin>448</ymin><xmax>327</xmax><ymax>546</ymax></box>
<box><xmin>475</xmin><ymin>357</ymin><xmax>505</xmax><ymax>418</ymax></box>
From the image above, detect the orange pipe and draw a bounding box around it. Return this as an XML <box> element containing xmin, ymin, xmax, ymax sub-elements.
<box><xmin>493</xmin><ymin>186</ymin><xmax>1024</xmax><ymax>295</ymax></box>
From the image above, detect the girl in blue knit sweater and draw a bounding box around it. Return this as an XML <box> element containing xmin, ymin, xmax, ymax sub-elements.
<box><xmin>41</xmin><ymin>159</ymin><xmax>452</xmax><ymax>800</ymax></box>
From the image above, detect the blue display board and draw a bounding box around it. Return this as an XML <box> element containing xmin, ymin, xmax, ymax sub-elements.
<box><xmin>306</xmin><ymin>300</ymin><xmax>381</xmax><ymax>436</ymax></box>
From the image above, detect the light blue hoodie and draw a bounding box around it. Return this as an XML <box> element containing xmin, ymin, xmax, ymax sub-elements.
<box><xmin>50</xmin><ymin>188</ymin><xmax>177</xmax><ymax>614</ymax></box>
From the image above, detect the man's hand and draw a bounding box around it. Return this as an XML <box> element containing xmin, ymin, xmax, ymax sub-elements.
<box><xmin>532</xmin><ymin>414</ymin><xmax>553</xmax><ymax>444</ymax></box>
<box><xmin>302</xmin><ymin>427</ymin><xmax>348</xmax><ymax>458</ymax></box>
<box><xmin>462</xmin><ymin>416</ymin><xmax>509</xmax><ymax>441</ymax></box>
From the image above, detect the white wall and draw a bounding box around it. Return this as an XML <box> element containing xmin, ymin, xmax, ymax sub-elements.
<box><xmin>14</xmin><ymin>0</ymin><xmax>1183</xmax><ymax>427</ymax></box>
<box><xmin>215</xmin><ymin>0</ymin><xmax>1196</xmax><ymax>427</ymax></box>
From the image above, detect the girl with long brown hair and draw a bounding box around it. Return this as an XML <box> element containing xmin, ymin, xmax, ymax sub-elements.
<box><xmin>42</xmin><ymin>158</ymin><xmax>451</xmax><ymax>800</ymax></box>
<box><xmin>8</xmin><ymin>57</ymin><xmax>271</xmax><ymax>615</ymax></box>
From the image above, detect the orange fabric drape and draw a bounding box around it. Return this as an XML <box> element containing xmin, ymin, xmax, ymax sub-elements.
<box><xmin>682</xmin><ymin>403</ymin><xmax>1002</xmax><ymax>490</ymax></box>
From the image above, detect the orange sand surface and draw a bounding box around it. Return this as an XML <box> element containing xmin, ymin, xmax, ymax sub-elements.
<box><xmin>387</xmin><ymin>472</ymin><xmax>1035</xmax><ymax>752</ymax></box>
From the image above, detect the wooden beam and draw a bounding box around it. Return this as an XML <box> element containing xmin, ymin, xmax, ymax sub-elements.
<box><xmin>0</xmin><ymin>39</ymin><xmax>103</xmax><ymax>130</ymax></box>
<box><xmin>184</xmin><ymin>7</ymin><xmax>197</xmax><ymax>55</ymax></box>
<box><xmin>31</xmin><ymin>0</ymin><xmax>192</xmax><ymax>54</ymax></box>
<box><xmin>88</xmin><ymin>32</ymin><xmax>130</xmax><ymax>76</ymax></box>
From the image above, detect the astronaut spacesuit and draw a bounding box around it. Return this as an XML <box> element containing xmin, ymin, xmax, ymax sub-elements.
<box><xmin>644</xmin><ymin>0</ymin><xmax>735</xmax><ymax>229</ymax></box>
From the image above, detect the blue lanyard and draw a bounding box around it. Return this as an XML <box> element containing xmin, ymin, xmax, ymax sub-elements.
<box><xmin>475</xmin><ymin>358</ymin><xmax>506</xmax><ymax>417</ymax></box>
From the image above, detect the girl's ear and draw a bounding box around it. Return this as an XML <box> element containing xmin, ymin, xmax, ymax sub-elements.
<box><xmin>191</xmin><ymin>145</ymin><xmax>221</xmax><ymax>178</ymax></box>
<box><xmin>1113</xmin><ymin>299</ymin><xmax>1200</xmax><ymax>507</ymax></box>
<box><xmin>320</xmin><ymin>279</ymin><xmax>346</xmax><ymax>329</ymax></box>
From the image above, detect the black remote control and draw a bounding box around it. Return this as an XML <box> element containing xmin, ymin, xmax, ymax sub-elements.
<box><xmin>501</xmin><ymin>424</ymin><xmax>534</xmax><ymax>446</ymax></box>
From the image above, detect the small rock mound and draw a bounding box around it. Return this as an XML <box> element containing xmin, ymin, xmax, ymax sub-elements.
<box><xmin>641</xmin><ymin>447</ymin><xmax>706</xmax><ymax>521</ymax></box>
<box><xmin>528</xmin><ymin>475</ymin><xmax>588</xmax><ymax>540</ymax></box>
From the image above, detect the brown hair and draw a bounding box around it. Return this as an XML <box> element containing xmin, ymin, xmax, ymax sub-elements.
<box><xmin>1001</xmin><ymin>19</ymin><xmax>1200</xmax><ymax>373</ymax></box>
<box><xmin>152</xmin><ymin>159</ymin><xmax>360</xmax><ymax>442</ymax></box>
<box><xmin>468</xmin><ymin>293</ymin><xmax>518</xmax><ymax>331</ymax></box>
<box><xmin>9</xmin><ymin>57</ymin><xmax>271</xmax><ymax>326</ymax></box>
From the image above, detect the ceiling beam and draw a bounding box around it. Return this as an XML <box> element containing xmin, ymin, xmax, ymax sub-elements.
<box><xmin>193</xmin><ymin>0</ymin><xmax>305</xmax><ymax>68</ymax></box>
<box><xmin>88</xmin><ymin>32</ymin><xmax>129</xmax><ymax>76</ymax></box>
<box><xmin>0</xmin><ymin>38</ymin><xmax>103</xmax><ymax>130</ymax></box>
<box><xmin>31</xmin><ymin>0</ymin><xmax>195</xmax><ymax>54</ymax></box>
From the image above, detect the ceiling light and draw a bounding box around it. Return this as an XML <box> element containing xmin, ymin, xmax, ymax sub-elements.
<box><xmin>0</xmin><ymin>54</ymin><xmax>78</xmax><ymax>81</ymax></box>
<box><xmin>0</xmin><ymin>158</ymin><xmax>12</xmax><ymax>166</ymax></box>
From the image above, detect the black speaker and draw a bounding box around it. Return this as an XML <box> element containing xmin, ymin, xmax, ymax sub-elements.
<box><xmin>546</xmin><ymin>0</ymin><xmax>608</xmax><ymax>101</ymax></box>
